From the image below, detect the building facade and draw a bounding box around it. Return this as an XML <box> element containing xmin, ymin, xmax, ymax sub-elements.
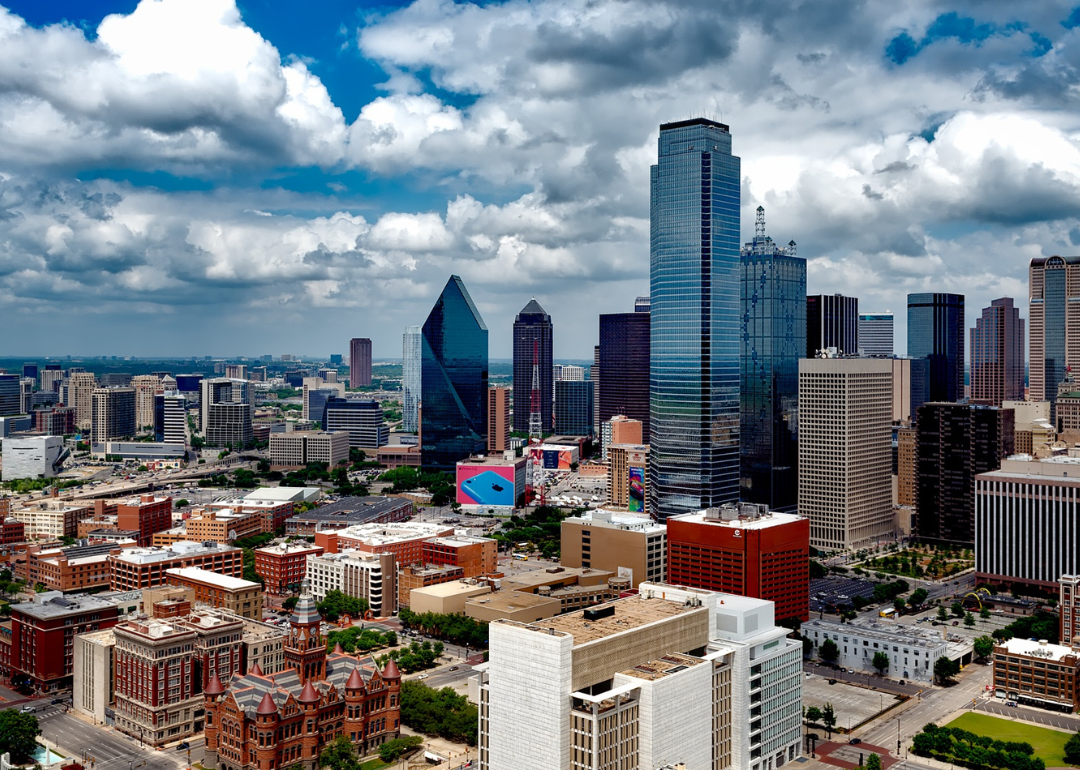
<box><xmin>970</xmin><ymin>298</ymin><xmax>1025</xmax><ymax>406</ymax></box>
<box><xmin>269</xmin><ymin>430</ymin><xmax>349</xmax><ymax>467</ymax></box>
<box><xmin>421</xmin><ymin>276</ymin><xmax>489</xmax><ymax>470</ymax></box>
<box><xmin>154</xmin><ymin>392</ymin><xmax>187</xmax><ymax>445</ymax></box>
<box><xmin>305</xmin><ymin>550</ymin><xmax>396</xmax><ymax>617</ymax></box>
<box><xmin>110</xmin><ymin>541</ymin><xmax>244</xmax><ymax>591</ymax></box>
<box><xmin>804</xmin><ymin>618</ymin><xmax>946</xmax><ymax>685</ymax></box>
<box><xmin>512</xmin><ymin>299</ymin><xmax>554</xmax><ymax>435</ymax></box>
<box><xmin>486</xmin><ymin>387</ymin><xmax>510</xmax><ymax>453</ymax></box>
<box><xmin>131</xmin><ymin>375</ymin><xmax>162</xmax><ymax>431</ymax></box>
<box><xmin>201</xmin><ymin>379</ymin><xmax>254</xmax><ymax>448</ymax></box>
<box><xmin>1</xmin><ymin>436</ymin><xmax>66</xmax><ymax>482</ymax></box>
<box><xmin>608</xmin><ymin>443</ymin><xmax>649</xmax><ymax>513</ymax></box>
<box><xmin>553</xmin><ymin>380</ymin><xmax>594</xmax><ymax>437</ymax></box>
<box><xmin>667</xmin><ymin>503</ymin><xmax>809</xmax><ymax>623</ymax></box>
<box><xmin>254</xmin><ymin>543</ymin><xmax>325</xmax><ymax>596</ymax></box>
<box><xmin>1061</xmin><ymin>575</ymin><xmax>1080</xmax><ymax>646</ymax></box>
<box><xmin>401</xmin><ymin>325</ymin><xmax>422</xmax><ymax>434</ymax></box>
<box><xmin>806</xmin><ymin>294</ymin><xmax>858</xmax><ymax>358</ymax></box>
<box><xmin>321</xmin><ymin>399</ymin><xmax>388</xmax><ymax>449</ymax></box>
<box><xmin>349</xmin><ymin>338</ymin><xmax>372</xmax><ymax>388</ymax></box>
<box><xmin>858</xmin><ymin>313</ymin><xmax>894</xmax><ymax>356</ymax></box>
<box><xmin>597</xmin><ymin>309</ymin><xmax>650</xmax><ymax>439</ymax></box>
<box><xmin>91</xmin><ymin>387</ymin><xmax>137</xmax><ymax>446</ymax></box>
<box><xmin>908</xmin><ymin>292</ymin><xmax>965</xmax><ymax>403</ymax></box>
<box><xmin>1029</xmin><ymin>256</ymin><xmax>1080</xmax><ymax>416</ymax></box>
<box><xmin>740</xmin><ymin>207</ymin><xmax>805</xmax><ymax>511</ymax></box>
<box><xmin>166</xmin><ymin>567</ymin><xmax>263</xmax><ymax>619</ymax></box>
<box><xmin>798</xmin><ymin>357</ymin><xmax>894</xmax><ymax>550</ymax></box>
<box><xmin>560</xmin><ymin>509</ymin><xmax>667</xmax><ymax>585</ymax></box>
<box><xmin>993</xmin><ymin>638</ymin><xmax>1080</xmax><ymax>712</ymax></box>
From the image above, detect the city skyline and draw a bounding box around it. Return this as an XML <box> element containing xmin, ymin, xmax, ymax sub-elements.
<box><xmin>1</xmin><ymin>1</ymin><xmax>1076</xmax><ymax>358</ymax></box>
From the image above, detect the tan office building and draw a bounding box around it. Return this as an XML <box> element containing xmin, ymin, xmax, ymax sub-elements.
<box><xmin>799</xmin><ymin>357</ymin><xmax>894</xmax><ymax>550</ymax></box>
<box><xmin>561</xmin><ymin>509</ymin><xmax>666</xmax><ymax>585</ymax></box>
<box><xmin>607</xmin><ymin>444</ymin><xmax>649</xmax><ymax>512</ymax></box>
<box><xmin>130</xmin><ymin>375</ymin><xmax>162</xmax><ymax>431</ymax></box>
<box><xmin>67</xmin><ymin>372</ymin><xmax>97</xmax><ymax>431</ymax></box>
<box><xmin>487</xmin><ymin>387</ymin><xmax>510</xmax><ymax>453</ymax></box>
<box><xmin>268</xmin><ymin>430</ymin><xmax>349</xmax><ymax>467</ymax></box>
<box><xmin>410</xmin><ymin>579</ymin><xmax>492</xmax><ymax>615</ymax></box>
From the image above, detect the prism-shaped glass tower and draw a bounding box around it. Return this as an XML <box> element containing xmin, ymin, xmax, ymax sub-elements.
<box><xmin>421</xmin><ymin>276</ymin><xmax>489</xmax><ymax>469</ymax></box>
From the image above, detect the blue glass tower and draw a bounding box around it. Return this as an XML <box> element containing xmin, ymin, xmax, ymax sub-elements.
<box><xmin>740</xmin><ymin>207</ymin><xmax>805</xmax><ymax>511</ymax></box>
<box><xmin>649</xmin><ymin>118</ymin><xmax>741</xmax><ymax>520</ymax></box>
<box><xmin>421</xmin><ymin>276</ymin><xmax>489</xmax><ymax>470</ymax></box>
<box><xmin>907</xmin><ymin>293</ymin><xmax>965</xmax><ymax>403</ymax></box>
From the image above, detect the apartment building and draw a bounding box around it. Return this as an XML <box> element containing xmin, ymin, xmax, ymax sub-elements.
<box><xmin>73</xmin><ymin>628</ymin><xmax>116</xmax><ymax>724</ymax></box>
<box><xmin>472</xmin><ymin>583</ymin><xmax>803</xmax><ymax>770</ymax></box>
<box><xmin>172</xmin><ymin>508</ymin><xmax>263</xmax><ymax>545</ymax></box>
<box><xmin>94</xmin><ymin>495</ymin><xmax>173</xmax><ymax>546</ymax></box>
<box><xmin>306</xmin><ymin>550</ymin><xmax>396</xmax><ymax>617</ymax></box>
<box><xmin>131</xmin><ymin>375</ymin><xmax>162</xmax><ymax>430</ymax></box>
<box><xmin>109</xmin><ymin>541</ymin><xmax>243</xmax><ymax>591</ymax></box>
<box><xmin>165</xmin><ymin>567</ymin><xmax>263</xmax><ymax>619</ymax></box>
<box><xmin>26</xmin><ymin>540</ymin><xmax>134</xmax><ymax>592</ymax></box>
<box><xmin>608</xmin><ymin>443</ymin><xmax>649</xmax><ymax>512</ymax></box>
<box><xmin>317</xmin><ymin>521</ymin><xmax>452</xmax><ymax>563</ymax></box>
<box><xmin>67</xmin><ymin>372</ymin><xmax>97</xmax><ymax>430</ymax></box>
<box><xmin>561</xmin><ymin>509</ymin><xmax>667</xmax><ymax>586</ymax></box>
<box><xmin>422</xmin><ymin>535</ymin><xmax>498</xmax><ymax>577</ymax></box>
<box><xmin>398</xmin><ymin>564</ymin><xmax>464</xmax><ymax>610</ymax></box>
<box><xmin>254</xmin><ymin>542</ymin><xmax>324</xmax><ymax>596</ymax></box>
<box><xmin>91</xmin><ymin>387</ymin><xmax>137</xmax><ymax>446</ymax></box>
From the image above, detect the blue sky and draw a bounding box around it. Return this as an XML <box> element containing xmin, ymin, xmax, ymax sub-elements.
<box><xmin>2</xmin><ymin>0</ymin><xmax>1080</xmax><ymax>359</ymax></box>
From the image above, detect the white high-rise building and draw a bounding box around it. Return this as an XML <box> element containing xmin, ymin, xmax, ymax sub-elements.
<box><xmin>473</xmin><ymin>583</ymin><xmax>802</xmax><ymax>770</ymax></box>
<box><xmin>402</xmin><ymin>325</ymin><xmax>422</xmax><ymax>434</ymax></box>
<box><xmin>798</xmin><ymin>357</ymin><xmax>894</xmax><ymax>550</ymax></box>
<box><xmin>305</xmin><ymin>550</ymin><xmax>396</xmax><ymax>616</ymax></box>
<box><xmin>157</xmin><ymin>392</ymin><xmax>187</xmax><ymax>445</ymax></box>
<box><xmin>67</xmin><ymin>371</ymin><xmax>97</xmax><ymax>431</ymax></box>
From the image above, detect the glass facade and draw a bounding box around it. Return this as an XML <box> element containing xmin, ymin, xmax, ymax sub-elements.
<box><xmin>649</xmin><ymin>118</ymin><xmax>740</xmax><ymax>520</ymax></box>
<box><xmin>554</xmin><ymin>380</ymin><xmax>594</xmax><ymax>436</ymax></box>
<box><xmin>807</xmin><ymin>294</ymin><xmax>858</xmax><ymax>358</ymax></box>
<box><xmin>970</xmin><ymin>298</ymin><xmax>1024</xmax><ymax>406</ymax></box>
<box><xmin>740</xmin><ymin>212</ymin><xmax>805</xmax><ymax>511</ymax></box>
<box><xmin>402</xmin><ymin>325</ymin><xmax>421</xmax><ymax>434</ymax></box>
<box><xmin>907</xmin><ymin>293</ymin><xmax>965</xmax><ymax>403</ymax></box>
<box><xmin>598</xmin><ymin>311</ymin><xmax>650</xmax><ymax>436</ymax></box>
<box><xmin>512</xmin><ymin>299</ymin><xmax>554</xmax><ymax>434</ymax></box>
<box><xmin>858</xmin><ymin>313</ymin><xmax>894</xmax><ymax>356</ymax></box>
<box><xmin>420</xmin><ymin>276</ymin><xmax>489</xmax><ymax>470</ymax></box>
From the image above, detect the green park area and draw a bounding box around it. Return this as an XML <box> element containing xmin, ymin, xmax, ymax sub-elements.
<box><xmin>945</xmin><ymin>713</ymin><xmax>1071</xmax><ymax>768</ymax></box>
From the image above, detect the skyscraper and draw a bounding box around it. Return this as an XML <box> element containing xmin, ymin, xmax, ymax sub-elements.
<box><xmin>91</xmin><ymin>387</ymin><xmax>136</xmax><ymax>446</ymax></box>
<box><xmin>0</xmin><ymin>374</ymin><xmax>19</xmax><ymax>417</ymax></box>
<box><xmin>402</xmin><ymin>326</ymin><xmax>421</xmax><ymax>434</ymax></box>
<box><xmin>806</xmin><ymin>294</ymin><xmax>858</xmax><ymax>358</ymax></box>
<box><xmin>915</xmin><ymin>403</ymin><xmax>1013</xmax><ymax>547</ymax></box>
<box><xmin>511</xmin><ymin>299</ymin><xmax>553</xmax><ymax>435</ymax></box>
<box><xmin>1030</xmin><ymin>256</ymin><xmax>1080</xmax><ymax>416</ymax></box>
<box><xmin>649</xmin><ymin>118</ymin><xmax>741</xmax><ymax>520</ymax></box>
<box><xmin>970</xmin><ymin>298</ymin><xmax>1024</xmax><ymax>406</ymax></box>
<box><xmin>487</xmin><ymin>386</ymin><xmax>510</xmax><ymax>453</ymax></box>
<box><xmin>907</xmin><ymin>293</ymin><xmax>965</xmax><ymax>403</ymax></box>
<box><xmin>858</xmin><ymin>313</ymin><xmax>894</xmax><ymax>356</ymax></box>
<box><xmin>420</xmin><ymin>276</ymin><xmax>488</xmax><ymax>469</ymax></box>
<box><xmin>798</xmin><ymin>357</ymin><xmax>893</xmax><ymax>550</ymax></box>
<box><xmin>740</xmin><ymin>206</ymin><xmax>805</xmax><ymax>511</ymax></box>
<box><xmin>349</xmin><ymin>338</ymin><xmax>372</xmax><ymax>388</ymax></box>
<box><xmin>554</xmin><ymin>380</ymin><xmax>594</xmax><ymax>436</ymax></box>
<box><xmin>597</xmin><ymin>309</ymin><xmax>650</xmax><ymax>436</ymax></box>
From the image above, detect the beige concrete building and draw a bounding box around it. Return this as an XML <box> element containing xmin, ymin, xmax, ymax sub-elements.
<box><xmin>606</xmin><ymin>444</ymin><xmax>649</xmax><ymax>512</ymax></box>
<box><xmin>68</xmin><ymin>372</ymin><xmax>97</xmax><ymax>431</ymax></box>
<box><xmin>799</xmin><ymin>357</ymin><xmax>894</xmax><ymax>550</ymax></box>
<box><xmin>240</xmin><ymin>616</ymin><xmax>286</xmax><ymax>676</ymax></box>
<box><xmin>268</xmin><ymin>430</ymin><xmax>349</xmax><ymax>467</ymax></box>
<box><xmin>486</xmin><ymin>387</ymin><xmax>510</xmax><ymax>454</ymax></box>
<box><xmin>73</xmin><ymin>628</ymin><xmax>116</xmax><ymax>725</ymax></box>
<box><xmin>165</xmin><ymin>567</ymin><xmax>263</xmax><ymax>618</ymax></box>
<box><xmin>91</xmin><ymin>387</ymin><xmax>136</xmax><ymax>446</ymax></box>
<box><xmin>9</xmin><ymin>500</ymin><xmax>89</xmax><ymax>539</ymax></box>
<box><xmin>130</xmin><ymin>375</ymin><xmax>162</xmax><ymax>431</ymax></box>
<box><xmin>410</xmin><ymin>579</ymin><xmax>492</xmax><ymax>615</ymax></box>
<box><xmin>466</xmin><ymin>590</ymin><xmax>560</xmax><ymax>623</ymax></box>
<box><xmin>561</xmin><ymin>509</ymin><xmax>666</xmax><ymax>585</ymax></box>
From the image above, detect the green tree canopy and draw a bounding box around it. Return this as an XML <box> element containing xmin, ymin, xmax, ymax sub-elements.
<box><xmin>400</xmin><ymin>681</ymin><xmax>478</xmax><ymax>745</ymax></box>
<box><xmin>1064</xmin><ymin>732</ymin><xmax>1080</xmax><ymax>765</ymax></box>
<box><xmin>872</xmin><ymin>651</ymin><xmax>890</xmax><ymax>675</ymax></box>
<box><xmin>821</xmin><ymin>703</ymin><xmax>837</xmax><ymax>737</ymax></box>
<box><xmin>937</xmin><ymin>606</ymin><xmax>949</xmax><ymax>622</ymax></box>
<box><xmin>819</xmin><ymin>638</ymin><xmax>839</xmax><ymax>663</ymax></box>
<box><xmin>865</xmin><ymin>752</ymin><xmax>883</xmax><ymax>770</ymax></box>
<box><xmin>973</xmin><ymin>636</ymin><xmax>995</xmax><ymax>662</ymax></box>
<box><xmin>319</xmin><ymin>735</ymin><xmax>358</xmax><ymax>770</ymax></box>
<box><xmin>317</xmin><ymin>590</ymin><xmax>369</xmax><ymax>622</ymax></box>
<box><xmin>934</xmin><ymin>656</ymin><xmax>959</xmax><ymax>685</ymax></box>
<box><xmin>805</xmin><ymin>706</ymin><xmax>822</xmax><ymax>723</ymax></box>
<box><xmin>0</xmin><ymin>711</ymin><xmax>41</xmax><ymax>763</ymax></box>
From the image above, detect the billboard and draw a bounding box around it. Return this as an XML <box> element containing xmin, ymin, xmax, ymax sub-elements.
<box><xmin>457</xmin><ymin>463</ymin><xmax>517</xmax><ymax>506</ymax></box>
<box><xmin>628</xmin><ymin>466</ymin><xmax>645</xmax><ymax>513</ymax></box>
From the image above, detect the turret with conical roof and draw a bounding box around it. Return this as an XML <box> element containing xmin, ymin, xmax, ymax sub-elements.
<box><xmin>284</xmin><ymin>579</ymin><xmax>326</xmax><ymax>683</ymax></box>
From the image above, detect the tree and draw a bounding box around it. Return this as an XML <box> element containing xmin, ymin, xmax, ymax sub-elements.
<box><xmin>820</xmin><ymin>638</ymin><xmax>839</xmax><ymax>664</ymax></box>
<box><xmin>936</xmin><ymin>606</ymin><xmax>949</xmax><ymax>622</ymax></box>
<box><xmin>973</xmin><ymin>636</ymin><xmax>995</xmax><ymax>662</ymax></box>
<box><xmin>809</xmin><ymin>559</ymin><xmax>826</xmax><ymax>579</ymax></box>
<box><xmin>400</xmin><ymin>681</ymin><xmax>478</xmax><ymax>744</ymax></box>
<box><xmin>934</xmin><ymin>656</ymin><xmax>959</xmax><ymax>685</ymax></box>
<box><xmin>0</xmin><ymin>711</ymin><xmax>41</xmax><ymax>763</ymax></box>
<box><xmin>910</xmin><ymin>588</ymin><xmax>929</xmax><ymax>606</ymax></box>
<box><xmin>872</xmin><ymin>651</ymin><xmax>890</xmax><ymax>675</ymax></box>
<box><xmin>865</xmin><ymin>752</ymin><xmax>883</xmax><ymax>770</ymax></box>
<box><xmin>319</xmin><ymin>735</ymin><xmax>359</xmax><ymax>770</ymax></box>
<box><xmin>980</xmin><ymin>607</ymin><xmax>991</xmax><ymax>620</ymax></box>
<box><xmin>378</xmin><ymin>735</ymin><xmax>423</xmax><ymax>763</ymax></box>
<box><xmin>893</xmin><ymin>597</ymin><xmax>906</xmax><ymax>613</ymax></box>
<box><xmin>964</xmin><ymin>611</ymin><xmax>975</xmax><ymax>627</ymax></box>
<box><xmin>950</xmin><ymin>601</ymin><xmax>964</xmax><ymax>618</ymax></box>
<box><xmin>283</xmin><ymin>596</ymin><xmax>299</xmax><ymax>611</ymax></box>
<box><xmin>1064</xmin><ymin>732</ymin><xmax>1080</xmax><ymax>764</ymax></box>
<box><xmin>821</xmin><ymin>703</ymin><xmax>837</xmax><ymax>738</ymax></box>
<box><xmin>317</xmin><ymin>590</ymin><xmax>369</xmax><ymax>622</ymax></box>
<box><xmin>805</xmin><ymin>706</ymin><xmax>822</xmax><ymax>724</ymax></box>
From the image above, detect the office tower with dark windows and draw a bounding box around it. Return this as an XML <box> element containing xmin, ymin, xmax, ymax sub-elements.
<box><xmin>649</xmin><ymin>118</ymin><xmax>741</xmax><ymax>520</ymax></box>
<box><xmin>740</xmin><ymin>207</ymin><xmax>805</xmax><ymax>511</ymax></box>
<box><xmin>154</xmin><ymin>392</ymin><xmax>187</xmax><ymax>445</ymax></box>
<box><xmin>635</xmin><ymin>296</ymin><xmax>651</xmax><ymax>313</ymax></box>
<box><xmin>1030</xmin><ymin>257</ymin><xmax>1080</xmax><ymax>418</ymax></box>
<box><xmin>322</xmin><ymin>398</ymin><xmax>388</xmax><ymax>449</ymax></box>
<box><xmin>858</xmin><ymin>313</ymin><xmax>894</xmax><ymax>356</ymax></box>
<box><xmin>511</xmin><ymin>299</ymin><xmax>553</xmax><ymax>435</ymax></box>
<box><xmin>421</xmin><ymin>276</ymin><xmax>488</xmax><ymax>470</ymax></box>
<box><xmin>907</xmin><ymin>293</ymin><xmax>965</xmax><ymax>403</ymax></box>
<box><xmin>554</xmin><ymin>380</ymin><xmax>594</xmax><ymax>437</ymax></box>
<box><xmin>402</xmin><ymin>325</ymin><xmax>421</xmax><ymax>434</ymax></box>
<box><xmin>970</xmin><ymin>298</ymin><xmax>1024</xmax><ymax>406</ymax></box>
<box><xmin>199</xmin><ymin>378</ymin><xmax>253</xmax><ymax>448</ymax></box>
<box><xmin>0</xmin><ymin>374</ymin><xmax>19</xmax><ymax>416</ymax></box>
<box><xmin>91</xmin><ymin>387</ymin><xmax>136</xmax><ymax>446</ymax></box>
<box><xmin>22</xmin><ymin>364</ymin><xmax>38</xmax><ymax>382</ymax></box>
<box><xmin>806</xmin><ymin>294</ymin><xmax>858</xmax><ymax>358</ymax></box>
<box><xmin>349</xmin><ymin>337</ymin><xmax>372</xmax><ymax>388</ymax></box>
<box><xmin>916</xmin><ymin>402</ymin><xmax>1013</xmax><ymax>547</ymax></box>
<box><xmin>597</xmin><ymin>308</ymin><xmax>650</xmax><ymax>438</ymax></box>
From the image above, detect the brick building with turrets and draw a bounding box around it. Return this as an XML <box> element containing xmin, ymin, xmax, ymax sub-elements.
<box><xmin>202</xmin><ymin>580</ymin><xmax>401</xmax><ymax>770</ymax></box>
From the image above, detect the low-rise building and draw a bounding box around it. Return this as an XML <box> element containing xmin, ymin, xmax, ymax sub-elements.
<box><xmin>422</xmin><ymin>534</ymin><xmax>498</xmax><ymax>577</ymax></box>
<box><xmin>376</xmin><ymin>445</ymin><xmax>420</xmax><ymax>469</ymax></box>
<box><xmin>398</xmin><ymin>564</ymin><xmax>464</xmax><ymax>609</ymax></box>
<box><xmin>27</xmin><ymin>540</ymin><xmax>135</xmax><ymax>592</ymax></box>
<box><xmin>0</xmin><ymin>518</ymin><xmax>24</xmax><ymax>545</ymax></box>
<box><xmin>269</xmin><ymin>430</ymin><xmax>349</xmax><ymax>467</ymax></box>
<box><xmin>166</xmin><ymin>567</ymin><xmax>263</xmax><ymax>619</ymax></box>
<box><xmin>9</xmin><ymin>500</ymin><xmax>89</xmax><ymax>540</ymax></box>
<box><xmin>254</xmin><ymin>542</ymin><xmax>325</xmax><ymax>596</ymax></box>
<box><xmin>181</xmin><ymin>609</ymin><xmax>246</xmax><ymax>692</ymax></box>
<box><xmin>561</xmin><ymin>508</ymin><xmax>667</xmax><ymax>586</ymax></box>
<box><xmin>176</xmin><ymin>508</ymin><xmax>264</xmax><ymax>544</ymax></box>
<box><xmin>94</xmin><ymin>495</ymin><xmax>173</xmax><ymax>547</ymax></box>
<box><xmin>306</xmin><ymin>550</ymin><xmax>397</xmax><ymax>617</ymax></box>
<box><xmin>109</xmin><ymin>541</ymin><xmax>244</xmax><ymax>591</ymax></box>
<box><xmin>316</xmin><ymin>520</ymin><xmax>451</xmax><ymax>563</ymax></box>
<box><xmin>803</xmin><ymin>618</ymin><xmax>947</xmax><ymax>684</ymax></box>
<box><xmin>410</xmin><ymin>579</ymin><xmax>492</xmax><ymax>615</ymax></box>
<box><xmin>465</xmin><ymin>590</ymin><xmax>561</xmax><ymax>624</ymax></box>
<box><xmin>993</xmin><ymin>637</ymin><xmax>1080</xmax><ymax>712</ymax></box>
<box><xmin>73</xmin><ymin>628</ymin><xmax>116</xmax><ymax>725</ymax></box>
<box><xmin>288</xmin><ymin>496</ymin><xmax>412</xmax><ymax>537</ymax></box>
<box><xmin>239</xmin><ymin>616</ymin><xmax>287</xmax><ymax>677</ymax></box>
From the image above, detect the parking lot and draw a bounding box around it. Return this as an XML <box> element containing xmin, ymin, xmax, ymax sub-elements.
<box><xmin>810</xmin><ymin>577</ymin><xmax>877</xmax><ymax>614</ymax></box>
<box><xmin>802</xmin><ymin>672</ymin><xmax>901</xmax><ymax>733</ymax></box>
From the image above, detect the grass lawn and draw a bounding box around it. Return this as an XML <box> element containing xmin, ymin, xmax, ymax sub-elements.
<box><xmin>359</xmin><ymin>760</ymin><xmax>391</xmax><ymax>770</ymax></box>
<box><xmin>945</xmin><ymin>712</ymin><xmax>1071</xmax><ymax>767</ymax></box>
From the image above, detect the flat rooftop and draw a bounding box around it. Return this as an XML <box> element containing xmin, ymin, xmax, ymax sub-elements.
<box><xmin>425</xmin><ymin>535</ymin><xmax>496</xmax><ymax>548</ymax></box>
<box><xmin>565</xmin><ymin>510</ymin><xmax>666</xmax><ymax>534</ymax></box>
<box><xmin>291</xmin><ymin>496</ymin><xmax>412</xmax><ymax>524</ymax></box>
<box><xmin>621</xmin><ymin>652</ymin><xmax>704</xmax><ymax>681</ymax></box>
<box><xmin>467</xmin><ymin>591</ymin><xmax>557</xmax><ymax>612</ymax></box>
<box><xmin>998</xmin><ymin>638</ymin><xmax>1080</xmax><ymax>663</ymax></box>
<box><xmin>458</xmin><ymin>455</ymin><xmax>524</xmax><ymax>467</ymax></box>
<box><xmin>14</xmin><ymin>593</ymin><xmax>119</xmax><ymax>619</ymax></box>
<box><xmin>804</xmin><ymin>618</ymin><xmax>946</xmax><ymax>651</ymax></box>
<box><xmin>527</xmin><ymin>593</ymin><xmax>702</xmax><ymax>646</ymax></box>
<box><xmin>669</xmin><ymin>505</ymin><xmax>805</xmax><ymax>530</ymax></box>
<box><xmin>337</xmin><ymin>520</ymin><xmax>452</xmax><ymax>545</ymax></box>
<box><xmin>413</xmin><ymin>580</ymin><xmax>490</xmax><ymax>598</ymax></box>
<box><xmin>113</xmin><ymin>541</ymin><xmax>239</xmax><ymax>564</ymax></box>
<box><xmin>501</xmin><ymin>566</ymin><xmax>613</xmax><ymax>591</ymax></box>
<box><xmin>167</xmin><ymin>567</ymin><xmax>259</xmax><ymax>590</ymax></box>
<box><xmin>255</xmin><ymin>542</ymin><xmax>324</xmax><ymax>556</ymax></box>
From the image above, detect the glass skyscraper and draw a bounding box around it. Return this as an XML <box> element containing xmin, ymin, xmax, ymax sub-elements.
<box><xmin>402</xmin><ymin>325</ymin><xmax>421</xmax><ymax>434</ymax></box>
<box><xmin>740</xmin><ymin>207</ymin><xmax>805</xmax><ymax>511</ymax></box>
<box><xmin>512</xmin><ymin>299</ymin><xmax>554</xmax><ymax>434</ymax></box>
<box><xmin>907</xmin><ymin>293</ymin><xmax>965</xmax><ymax>403</ymax></box>
<box><xmin>598</xmin><ymin>309</ymin><xmax>650</xmax><ymax>436</ymax></box>
<box><xmin>1029</xmin><ymin>256</ymin><xmax>1080</xmax><ymax>420</ymax></box>
<box><xmin>420</xmin><ymin>276</ymin><xmax>488</xmax><ymax>470</ymax></box>
<box><xmin>807</xmin><ymin>294</ymin><xmax>858</xmax><ymax>358</ymax></box>
<box><xmin>649</xmin><ymin>118</ymin><xmax>741</xmax><ymax>520</ymax></box>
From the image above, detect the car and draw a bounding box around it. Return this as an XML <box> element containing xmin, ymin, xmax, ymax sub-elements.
<box><xmin>849</xmin><ymin>738</ymin><xmax>862</xmax><ymax>745</ymax></box>
<box><xmin>418</xmin><ymin>673</ymin><xmax>429</xmax><ymax>680</ymax></box>
<box><xmin>449</xmin><ymin>666</ymin><xmax>459</xmax><ymax>671</ymax></box>
<box><xmin>952</xmin><ymin>621</ymin><xmax>959</xmax><ymax>626</ymax></box>
<box><xmin>828</xmin><ymin>679</ymin><xmax>837</xmax><ymax>685</ymax></box>
<box><xmin>899</xmin><ymin>680</ymin><xmax>906</xmax><ymax>686</ymax></box>
<box><xmin>50</xmin><ymin>698</ymin><xmax>63</xmax><ymax>704</ymax></box>
<box><xmin>20</xmin><ymin>705</ymin><xmax>36</xmax><ymax>713</ymax></box>
<box><xmin>177</xmin><ymin>742</ymin><xmax>190</xmax><ymax>751</ymax></box>
<box><xmin>805</xmin><ymin>672</ymin><xmax>811</xmax><ymax>678</ymax></box>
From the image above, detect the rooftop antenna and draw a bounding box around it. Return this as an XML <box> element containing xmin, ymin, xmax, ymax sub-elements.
<box><xmin>755</xmin><ymin>206</ymin><xmax>766</xmax><ymax>238</ymax></box>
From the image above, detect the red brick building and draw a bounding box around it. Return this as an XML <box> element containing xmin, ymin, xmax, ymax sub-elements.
<box><xmin>95</xmin><ymin>495</ymin><xmax>173</xmax><ymax>546</ymax></box>
<box><xmin>254</xmin><ymin>543</ymin><xmax>324</xmax><ymax>596</ymax></box>
<box><xmin>109</xmin><ymin>541</ymin><xmax>243</xmax><ymax>591</ymax></box>
<box><xmin>203</xmin><ymin>583</ymin><xmax>401</xmax><ymax>770</ymax></box>
<box><xmin>667</xmin><ymin>503</ymin><xmax>810</xmax><ymax>623</ymax></box>
<box><xmin>422</xmin><ymin>535</ymin><xmax>498</xmax><ymax>577</ymax></box>
<box><xmin>10</xmin><ymin>593</ymin><xmax>121</xmax><ymax>692</ymax></box>
<box><xmin>0</xmin><ymin>519</ymin><xmax>24</xmax><ymax>546</ymax></box>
